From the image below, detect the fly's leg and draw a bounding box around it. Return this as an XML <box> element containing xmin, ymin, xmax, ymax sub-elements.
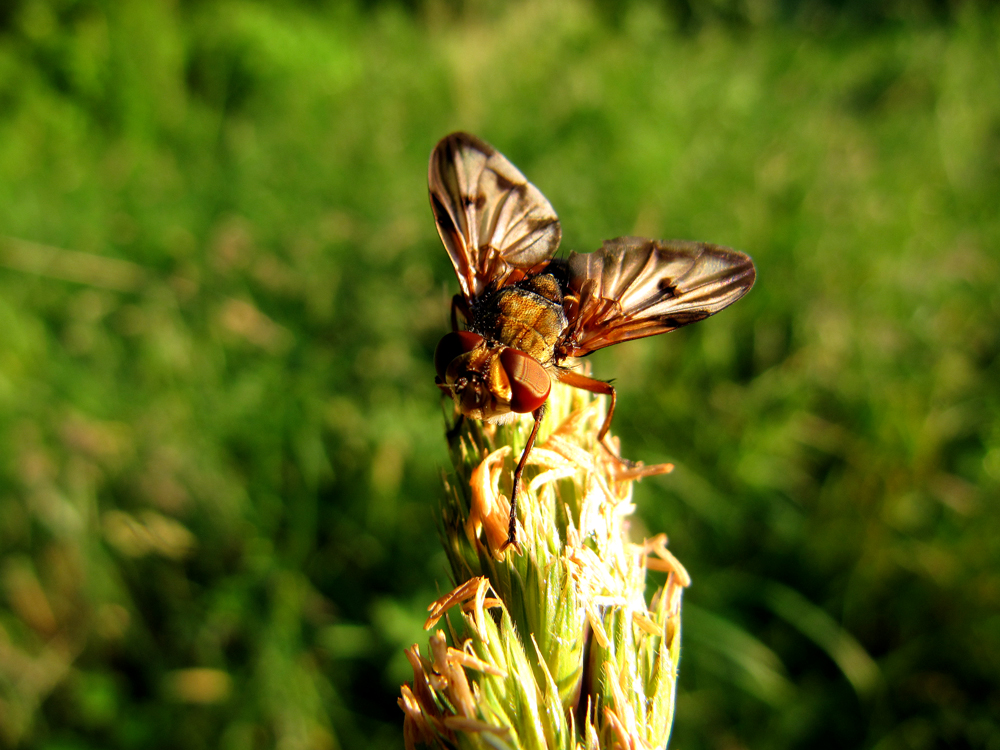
<box><xmin>450</xmin><ymin>294</ymin><xmax>471</xmax><ymax>332</ymax></box>
<box><xmin>445</xmin><ymin>413</ymin><xmax>465</xmax><ymax>443</ymax></box>
<box><xmin>500</xmin><ymin>403</ymin><xmax>546</xmax><ymax>554</ymax></box>
<box><xmin>557</xmin><ymin>369</ymin><xmax>673</xmax><ymax>480</ymax></box>
<box><xmin>555</xmin><ymin>369</ymin><xmax>629</xmax><ymax>462</ymax></box>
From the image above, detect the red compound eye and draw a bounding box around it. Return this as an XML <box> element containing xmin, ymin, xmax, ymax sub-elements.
<box><xmin>499</xmin><ymin>348</ymin><xmax>550</xmax><ymax>413</ymax></box>
<box><xmin>434</xmin><ymin>331</ymin><xmax>484</xmax><ymax>379</ymax></box>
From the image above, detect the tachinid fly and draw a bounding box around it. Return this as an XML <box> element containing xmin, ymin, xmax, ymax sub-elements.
<box><xmin>430</xmin><ymin>132</ymin><xmax>755</xmax><ymax>552</ymax></box>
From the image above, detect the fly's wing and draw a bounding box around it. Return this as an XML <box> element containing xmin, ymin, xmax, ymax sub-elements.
<box><xmin>428</xmin><ymin>132</ymin><xmax>562</xmax><ymax>300</ymax></box>
<box><xmin>561</xmin><ymin>236</ymin><xmax>756</xmax><ymax>356</ymax></box>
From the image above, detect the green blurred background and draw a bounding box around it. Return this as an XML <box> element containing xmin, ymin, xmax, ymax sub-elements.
<box><xmin>1</xmin><ymin>0</ymin><xmax>999</xmax><ymax>747</ymax></box>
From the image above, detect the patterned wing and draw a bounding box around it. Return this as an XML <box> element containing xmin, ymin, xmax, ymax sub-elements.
<box><xmin>428</xmin><ymin>132</ymin><xmax>562</xmax><ymax>300</ymax></box>
<box><xmin>560</xmin><ymin>236</ymin><xmax>756</xmax><ymax>356</ymax></box>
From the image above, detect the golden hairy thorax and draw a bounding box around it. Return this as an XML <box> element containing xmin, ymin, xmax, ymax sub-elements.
<box><xmin>469</xmin><ymin>273</ymin><xmax>568</xmax><ymax>365</ymax></box>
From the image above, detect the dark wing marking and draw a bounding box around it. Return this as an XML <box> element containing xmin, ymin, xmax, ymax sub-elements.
<box><xmin>428</xmin><ymin>132</ymin><xmax>562</xmax><ymax>300</ymax></box>
<box><xmin>560</xmin><ymin>236</ymin><xmax>756</xmax><ymax>356</ymax></box>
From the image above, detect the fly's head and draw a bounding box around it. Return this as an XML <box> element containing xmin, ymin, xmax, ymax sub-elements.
<box><xmin>434</xmin><ymin>331</ymin><xmax>551</xmax><ymax>422</ymax></box>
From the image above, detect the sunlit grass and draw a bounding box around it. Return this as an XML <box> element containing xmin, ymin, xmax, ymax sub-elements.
<box><xmin>0</xmin><ymin>2</ymin><xmax>998</xmax><ymax>749</ymax></box>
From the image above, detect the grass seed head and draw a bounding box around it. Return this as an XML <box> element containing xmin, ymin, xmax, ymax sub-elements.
<box><xmin>402</xmin><ymin>381</ymin><xmax>688</xmax><ymax>749</ymax></box>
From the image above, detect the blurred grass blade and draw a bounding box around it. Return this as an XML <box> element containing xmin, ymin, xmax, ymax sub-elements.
<box><xmin>764</xmin><ymin>583</ymin><xmax>881</xmax><ymax>699</ymax></box>
<box><xmin>0</xmin><ymin>236</ymin><xmax>148</xmax><ymax>292</ymax></box>
<box><xmin>683</xmin><ymin>603</ymin><xmax>794</xmax><ymax>706</ymax></box>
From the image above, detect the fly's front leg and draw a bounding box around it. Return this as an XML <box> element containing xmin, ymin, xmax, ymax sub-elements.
<box><xmin>501</xmin><ymin>404</ymin><xmax>546</xmax><ymax>554</ymax></box>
